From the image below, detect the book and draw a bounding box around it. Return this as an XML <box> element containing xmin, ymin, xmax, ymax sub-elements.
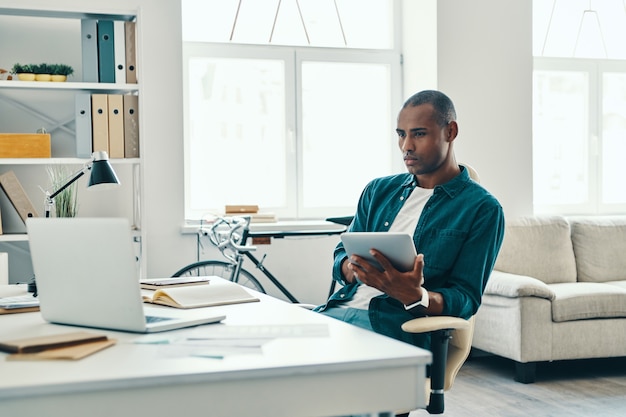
<box><xmin>113</xmin><ymin>20</ymin><xmax>127</xmax><ymax>84</ymax></box>
<box><xmin>107</xmin><ymin>94</ymin><xmax>124</xmax><ymax>158</ymax></box>
<box><xmin>0</xmin><ymin>331</ymin><xmax>115</xmax><ymax>361</ymax></box>
<box><xmin>81</xmin><ymin>19</ymin><xmax>99</xmax><ymax>82</ymax></box>
<box><xmin>91</xmin><ymin>94</ymin><xmax>109</xmax><ymax>153</ymax></box>
<box><xmin>0</xmin><ymin>306</ymin><xmax>39</xmax><ymax>315</ymax></box>
<box><xmin>142</xmin><ymin>282</ymin><xmax>259</xmax><ymax>309</ymax></box>
<box><xmin>124</xmin><ymin>21</ymin><xmax>137</xmax><ymax>83</ymax></box>
<box><xmin>6</xmin><ymin>338</ymin><xmax>116</xmax><ymax>361</ymax></box>
<box><xmin>140</xmin><ymin>276</ymin><xmax>211</xmax><ymax>290</ymax></box>
<box><xmin>0</xmin><ymin>331</ymin><xmax>107</xmax><ymax>354</ymax></box>
<box><xmin>75</xmin><ymin>93</ymin><xmax>93</xmax><ymax>158</ymax></box>
<box><xmin>225</xmin><ymin>205</ymin><xmax>259</xmax><ymax>214</ymax></box>
<box><xmin>0</xmin><ymin>294</ymin><xmax>40</xmax><ymax>314</ymax></box>
<box><xmin>123</xmin><ymin>94</ymin><xmax>139</xmax><ymax>157</ymax></box>
<box><xmin>0</xmin><ymin>170</ymin><xmax>38</xmax><ymax>223</ymax></box>
<box><xmin>97</xmin><ymin>19</ymin><xmax>115</xmax><ymax>83</ymax></box>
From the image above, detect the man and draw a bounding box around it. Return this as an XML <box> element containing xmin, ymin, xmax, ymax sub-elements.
<box><xmin>315</xmin><ymin>90</ymin><xmax>505</xmax><ymax>349</ymax></box>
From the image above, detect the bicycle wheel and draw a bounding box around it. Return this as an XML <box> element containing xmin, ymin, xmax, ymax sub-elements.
<box><xmin>172</xmin><ymin>260</ymin><xmax>265</xmax><ymax>293</ymax></box>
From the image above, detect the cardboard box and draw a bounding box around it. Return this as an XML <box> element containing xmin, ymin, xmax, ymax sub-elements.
<box><xmin>0</xmin><ymin>133</ymin><xmax>51</xmax><ymax>158</ymax></box>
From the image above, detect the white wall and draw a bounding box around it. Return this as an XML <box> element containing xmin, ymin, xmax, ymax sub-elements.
<box><xmin>0</xmin><ymin>0</ymin><xmax>533</xmax><ymax>305</ymax></box>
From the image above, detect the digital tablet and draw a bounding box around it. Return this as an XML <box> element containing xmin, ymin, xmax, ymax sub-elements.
<box><xmin>341</xmin><ymin>232</ymin><xmax>417</xmax><ymax>272</ymax></box>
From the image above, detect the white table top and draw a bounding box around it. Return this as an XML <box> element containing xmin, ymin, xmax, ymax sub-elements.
<box><xmin>0</xmin><ymin>282</ymin><xmax>431</xmax><ymax>417</ymax></box>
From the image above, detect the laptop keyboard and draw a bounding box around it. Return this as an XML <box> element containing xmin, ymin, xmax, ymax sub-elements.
<box><xmin>145</xmin><ymin>315</ymin><xmax>174</xmax><ymax>324</ymax></box>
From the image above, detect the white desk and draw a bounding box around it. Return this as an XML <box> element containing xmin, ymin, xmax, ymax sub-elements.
<box><xmin>0</xmin><ymin>282</ymin><xmax>431</xmax><ymax>417</ymax></box>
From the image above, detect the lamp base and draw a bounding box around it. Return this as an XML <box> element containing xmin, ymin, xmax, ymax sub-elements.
<box><xmin>27</xmin><ymin>275</ymin><xmax>37</xmax><ymax>296</ymax></box>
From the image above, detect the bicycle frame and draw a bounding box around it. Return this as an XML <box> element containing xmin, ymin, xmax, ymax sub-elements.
<box><xmin>237</xmin><ymin>226</ymin><xmax>299</xmax><ymax>303</ymax></box>
<box><xmin>204</xmin><ymin>216</ymin><xmax>299</xmax><ymax>303</ymax></box>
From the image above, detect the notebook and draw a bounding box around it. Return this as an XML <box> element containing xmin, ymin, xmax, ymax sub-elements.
<box><xmin>26</xmin><ymin>217</ymin><xmax>225</xmax><ymax>333</ymax></box>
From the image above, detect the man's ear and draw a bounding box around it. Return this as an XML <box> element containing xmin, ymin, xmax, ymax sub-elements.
<box><xmin>447</xmin><ymin>121</ymin><xmax>459</xmax><ymax>142</ymax></box>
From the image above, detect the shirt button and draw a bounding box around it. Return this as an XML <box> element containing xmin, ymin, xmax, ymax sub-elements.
<box><xmin>384</xmin><ymin>221</ymin><xmax>389</xmax><ymax>227</ymax></box>
<box><xmin>340</xmin><ymin>294</ymin><xmax>345</xmax><ymax>298</ymax></box>
<box><xmin>400</xmin><ymin>196</ymin><xmax>404</xmax><ymax>201</ymax></box>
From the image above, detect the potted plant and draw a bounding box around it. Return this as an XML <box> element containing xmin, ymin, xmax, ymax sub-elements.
<box><xmin>46</xmin><ymin>165</ymin><xmax>79</xmax><ymax>217</ymax></box>
<box><xmin>33</xmin><ymin>63</ymin><xmax>53</xmax><ymax>81</ymax></box>
<box><xmin>50</xmin><ymin>64</ymin><xmax>74</xmax><ymax>82</ymax></box>
<box><xmin>11</xmin><ymin>63</ymin><xmax>35</xmax><ymax>81</ymax></box>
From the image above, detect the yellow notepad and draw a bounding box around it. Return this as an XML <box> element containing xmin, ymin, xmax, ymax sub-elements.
<box><xmin>142</xmin><ymin>283</ymin><xmax>259</xmax><ymax>309</ymax></box>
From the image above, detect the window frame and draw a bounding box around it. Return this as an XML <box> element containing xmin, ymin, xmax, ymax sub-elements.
<box><xmin>182</xmin><ymin>44</ymin><xmax>402</xmax><ymax>221</ymax></box>
<box><xmin>533</xmin><ymin>56</ymin><xmax>626</xmax><ymax>215</ymax></box>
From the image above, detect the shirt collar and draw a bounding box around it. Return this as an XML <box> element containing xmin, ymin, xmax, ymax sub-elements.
<box><xmin>405</xmin><ymin>165</ymin><xmax>472</xmax><ymax>198</ymax></box>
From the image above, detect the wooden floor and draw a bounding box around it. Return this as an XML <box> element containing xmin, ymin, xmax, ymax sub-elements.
<box><xmin>409</xmin><ymin>353</ymin><xmax>626</xmax><ymax>416</ymax></box>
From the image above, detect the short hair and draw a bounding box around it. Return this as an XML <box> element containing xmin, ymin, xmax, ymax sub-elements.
<box><xmin>402</xmin><ymin>90</ymin><xmax>457</xmax><ymax>127</ymax></box>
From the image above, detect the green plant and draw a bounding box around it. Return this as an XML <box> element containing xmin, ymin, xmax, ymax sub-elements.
<box><xmin>32</xmin><ymin>63</ymin><xmax>54</xmax><ymax>74</ymax></box>
<box><xmin>11</xmin><ymin>63</ymin><xmax>33</xmax><ymax>73</ymax></box>
<box><xmin>46</xmin><ymin>165</ymin><xmax>78</xmax><ymax>218</ymax></box>
<box><xmin>51</xmin><ymin>64</ymin><xmax>74</xmax><ymax>76</ymax></box>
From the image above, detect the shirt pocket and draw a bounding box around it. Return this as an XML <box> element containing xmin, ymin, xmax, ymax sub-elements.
<box><xmin>422</xmin><ymin>228</ymin><xmax>468</xmax><ymax>273</ymax></box>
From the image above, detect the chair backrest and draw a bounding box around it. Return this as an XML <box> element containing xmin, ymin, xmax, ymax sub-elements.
<box><xmin>460</xmin><ymin>162</ymin><xmax>480</xmax><ymax>182</ymax></box>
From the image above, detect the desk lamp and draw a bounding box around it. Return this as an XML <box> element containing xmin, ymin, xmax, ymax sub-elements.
<box><xmin>28</xmin><ymin>151</ymin><xmax>120</xmax><ymax>295</ymax></box>
<box><xmin>43</xmin><ymin>151</ymin><xmax>120</xmax><ymax>218</ymax></box>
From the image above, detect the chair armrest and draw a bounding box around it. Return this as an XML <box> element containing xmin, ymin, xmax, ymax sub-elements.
<box><xmin>401</xmin><ymin>316</ymin><xmax>470</xmax><ymax>334</ymax></box>
<box><xmin>485</xmin><ymin>270</ymin><xmax>555</xmax><ymax>300</ymax></box>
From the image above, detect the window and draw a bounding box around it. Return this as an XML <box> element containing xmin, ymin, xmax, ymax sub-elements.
<box><xmin>182</xmin><ymin>0</ymin><xmax>402</xmax><ymax>220</ymax></box>
<box><xmin>533</xmin><ymin>0</ymin><xmax>626</xmax><ymax>215</ymax></box>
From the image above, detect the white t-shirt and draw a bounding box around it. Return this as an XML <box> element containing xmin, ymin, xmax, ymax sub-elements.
<box><xmin>343</xmin><ymin>186</ymin><xmax>434</xmax><ymax>309</ymax></box>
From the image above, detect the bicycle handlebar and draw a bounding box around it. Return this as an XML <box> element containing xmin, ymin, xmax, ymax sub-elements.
<box><xmin>199</xmin><ymin>216</ymin><xmax>257</xmax><ymax>263</ymax></box>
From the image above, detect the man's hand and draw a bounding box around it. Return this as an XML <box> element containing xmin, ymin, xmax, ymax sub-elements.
<box><xmin>347</xmin><ymin>250</ymin><xmax>424</xmax><ymax>305</ymax></box>
<box><xmin>344</xmin><ymin>250</ymin><xmax>444</xmax><ymax>315</ymax></box>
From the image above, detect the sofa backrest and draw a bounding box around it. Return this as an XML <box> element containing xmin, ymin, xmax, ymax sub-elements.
<box><xmin>494</xmin><ymin>215</ymin><xmax>577</xmax><ymax>284</ymax></box>
<box><xmin>569</xmin><ymin>216</ymin><xmax>626</xmax><ymax>282</ymax></box>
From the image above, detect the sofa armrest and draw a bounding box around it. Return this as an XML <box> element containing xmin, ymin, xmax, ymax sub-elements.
<box><xmin>485</xmin><ymin>270</ymin><xmax>555</xmax><ymax>300</ymax></box>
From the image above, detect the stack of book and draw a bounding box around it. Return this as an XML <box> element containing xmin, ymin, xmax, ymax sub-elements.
<box><xmin>225</xmin><ymin>205</ymin><xmax>277</xmax><ymax>223</ymax></box>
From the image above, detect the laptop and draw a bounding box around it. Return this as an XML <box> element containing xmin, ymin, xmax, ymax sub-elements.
<box><xmin>26</xmin><ymin>217</ymin><xmax>225</xmax><ymax>333</ymax></box>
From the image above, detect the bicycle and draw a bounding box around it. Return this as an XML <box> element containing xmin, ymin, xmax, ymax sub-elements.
<box><xmin>172</xmin><ymin>216</ymin><xmax>347</xmax><ymax>303</ymax></box>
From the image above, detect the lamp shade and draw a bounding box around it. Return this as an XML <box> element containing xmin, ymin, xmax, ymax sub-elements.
<box><xmin>88</xmin><ymin>151</ymin><xmax>120</xmax><ymax>188</ymax></box>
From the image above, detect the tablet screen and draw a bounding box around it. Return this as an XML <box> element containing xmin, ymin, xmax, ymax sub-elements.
<box><xmin>341</xmin><ymin>232</ymin><xmax>417</xmax><ymax>272</ymax></box>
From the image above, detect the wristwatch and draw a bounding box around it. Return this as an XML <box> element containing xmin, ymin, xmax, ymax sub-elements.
<box><xmin>404</xmin><ymin>288</ymin><xmax>429</xmax><ymax>314</ymax></box>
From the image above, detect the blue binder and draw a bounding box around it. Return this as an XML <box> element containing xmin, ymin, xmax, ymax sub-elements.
<box><xmin>97</xmin><ymin>20</ymin><xmax>116</xmax><ymax>83</ymax></box>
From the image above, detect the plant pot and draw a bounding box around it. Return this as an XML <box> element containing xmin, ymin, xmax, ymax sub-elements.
<box><xmin>17</xmin><ymin>73</ymin><xmax>35</xmax><ymax>81</ymax></box>
<box><xmin>35</xmin><ymin>73</ymin><xmax>51</xmax><ymax>81</ymax></box>
<box><xmin>50</xmin><ymin>75</ymin><xmax>67</xmax><ymax>82</ymax></box>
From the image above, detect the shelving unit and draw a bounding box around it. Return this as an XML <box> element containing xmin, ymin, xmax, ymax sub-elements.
<box><xmin>0</xmin><ymin>5</ymin><xmax>144</xmax><ymax>278</ymax></box>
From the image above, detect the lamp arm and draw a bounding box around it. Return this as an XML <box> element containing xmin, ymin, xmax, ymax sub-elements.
<box><xmin>44</xmin><ymin>163</ymin><xmax>91</xmax><ymax>217</ymax></box>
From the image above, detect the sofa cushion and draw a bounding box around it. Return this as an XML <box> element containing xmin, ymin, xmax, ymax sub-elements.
<box><xmin>606</xmin><ymin>280</ymin><xmax>626</xmax><ymax>290</ymax></box>
<box><xmin>494</xmin><ymin>216</ymin><xmax>577</xmax><ymax>284</ymax></box>
<box><xmin>569</xmin><ymin>216</ymin><xmax>626</xmax><ymax>283</ymax></box>
<box><xmin>550</xmin><ymin>282</ymin><xmax>626</xmax><ymax>322</ymax></box>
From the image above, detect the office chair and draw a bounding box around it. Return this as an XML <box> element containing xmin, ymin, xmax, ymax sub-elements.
<box><xmin>327</xmin><ymin>163</ymin><xmax>481</xmax><ymax>415</ymax></box>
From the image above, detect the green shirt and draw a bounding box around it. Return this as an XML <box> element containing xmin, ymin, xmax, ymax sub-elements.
<box><xmin>317</xmin><ymin>166</ymin><xmax>505</xmax><ymax>347</ymax></box>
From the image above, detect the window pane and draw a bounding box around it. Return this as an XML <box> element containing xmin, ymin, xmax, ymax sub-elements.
<box><xmin>187</xmin><ymin>57</ymin><xmax>287</xmax><ymax>213</ymax></box>
<box><xmin>533</xmin><ymin>70</ymin><xmax>589</xmax><ymax>206</ymax></box>
<box><xmin>301</xmin><ymin>61</ymin><xmax>392</xmax><ymax>208</ymax></box>
<box><xmin>602</xmin><ymin>73</ymin><xmax>626</xmax><ymax>204</ymax></box>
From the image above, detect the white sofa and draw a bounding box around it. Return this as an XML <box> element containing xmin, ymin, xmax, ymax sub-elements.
<box><xmin>472</xmin><ymin>215</ymin><xmax>626</xmax><ymax>383</ymax></box>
